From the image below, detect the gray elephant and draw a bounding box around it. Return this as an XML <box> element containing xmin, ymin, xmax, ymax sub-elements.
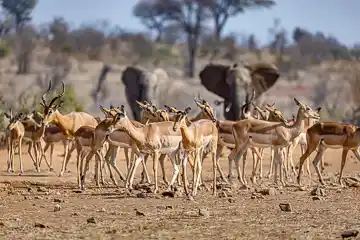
<box><xmin>121</xmin><ymin>65</ymin><xmax>168</xmax><ymax>121</ymax></box>
<box><xmin>199</xmin><ymin>62</ymin><xmax>280</xmax><ymax>121</ymax></box>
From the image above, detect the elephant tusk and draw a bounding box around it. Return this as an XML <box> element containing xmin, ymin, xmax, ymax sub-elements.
<box><xmin>225</xmin><ymin>103</ymin><xmax>232</xmax><ymax>112</ymax></box>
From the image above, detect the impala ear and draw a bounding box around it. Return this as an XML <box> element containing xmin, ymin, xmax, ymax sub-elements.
<box><xmin>184</xmin><ymin>107</ymin><xmax>191</xmax><ymax>114</ymax></box>
<box><xmin>99</xmin><ymin>105</ymin><xmax>110</xmax><ymax>114</ymax></box>
<box><xmin>4</xmin><ymin>112</ymin><xmax>10</xmax><ymax>119</ymax></box>
<box><xmin>136</xmin><ymin>101</ymin><xmax>146</xmax><ymax>108</ymax></box>
<box><xmin>315</xmin><ymin>107</ymin><xmax>322</xmax><ymax>113</ymax></box>
<box><xmin>294</xmin><ymin>98</ymin><xmax>301</xmax><ymax>106</ymax></box>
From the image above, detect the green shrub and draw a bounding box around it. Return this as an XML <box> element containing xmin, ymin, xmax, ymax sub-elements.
<box><xmin>61</xmin><ymin>45</ymin><xmax>72</xmax><ymax>54</ymax></box>
<box><xmin>0</xmin><ymin>43</ymin><xmax>10</xmax><ymax>58</ymax></box>
<box><xmin>34</xmin><ymin>84</ymin><xmax>83</xmax><ymax>113</ymax></box>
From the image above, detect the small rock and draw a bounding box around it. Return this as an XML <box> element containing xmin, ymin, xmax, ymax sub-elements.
<box><xmin>279</xmin><ymin>203</ymin><xmax>292</xmax><ymax>212</ymax></box>
<box><xmin>99</xmin><ymin>208</ymin><xmax>106</xmax><ymax>212</ymax></box>
<box><xmin>134</xmin><ymin>208</ymin><xmax>145</xmax><ymax>216</ymax></box>
<box><xmin>310</xmin><ymin>186</ymin><xmax>326</xmax><ymax>197</ymax></box>
<box><xmin>312</xmin><ymin>196</ymin><xmax>323</xmax><ymax>201</ymax></box>
<box><xmin>34</xmin><ymin>196</ymin><xmax>42</xmax><ymax>200</ymax></box>
<box><xmin>71</xmin><ymin>212</ymin><xmax>79</xmax><ymax>216</ymax></box>
<box><xmin>54</xmin><ymin>204</ymin><xmax>61</xmax><ymax>212</ymax></box>
<box><xmin>218</xmin><ymin>191</ymin><xmax>227</xmax><ymax>198</ymax></box>
<box><xmin>136</xmin><ymin>192</ymin><xmax>147</xmax><ymax>198</ymax></box>
<box><xmin>55</xmin><ymin>191</ymin><xmax>61</xmax><ymax>195</ymax></box>
<box><xmin>37</xmin><ymin>187</ymin><xmax>48</xmax><ymax>192</ymax></box>
<box><xmin>34</xmin><ymin>222</ymin><xmax>46</xmax><ymax>228</ymax></box>
<box><xmin>106</xmin><ymin>229</ymin><xmax>117</xmax><ymax>234</ymax></box>
<box><xmin>198</xmin><ymin>208</ymin><xmax>210</xmax><ymax>218</ymax></box>
<box><xmin>257</xmin><ymin>188</ymin><xmax>276</xmax><ymax>196</ymax></box>
<box><xmin>298</xmin><ymin>186</ymin><xmax>307</xmax><ymax>191</ymax></box>
<box><xmin>87</xmin><ymin>217</ymin><xmax>96</xmax><ymax>224</ymax></box>
<box><xmin>161</xmin><ymin>191</ymin><xmax>175</xmax><ymax>198</ymax></box>
<box><xmin>165</xmin><ymin>205</ymin><xmax>173</xmax><ymax>209</ymax></box>
<box><xmin>251</xmin><ymin>193</ymin><xmax>264</xmax><ymax>199</ymax></box>
<box><xmin>53</xmin><ymin>198</ymin><xmax>62</xmax><ymax>203</ymax></box>
<box><xmin>0</xmin><ymin>222</ymin><xmax>4</xmax><ymax>227</ymax></box>
<box><xmin>341</xmin><ymin>230</ymin><xmax>359</xmax><ymax>238</ymax></box>
<box><xmin>228</xmin><ymin>198</ymin><xmax>235</xmax><ymax>203</ymax></box>
<box><xmin>27</xmin><ymin>187</ymin><xmax>33</xmax><ymax>192</ymax></box>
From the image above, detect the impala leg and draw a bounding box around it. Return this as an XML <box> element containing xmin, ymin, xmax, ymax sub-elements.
<box><xmin>108</xmin><ymin>148</ymin><xmax>126</xmax><ymax>183</ymax></box>
<box><xmin>152</xmin><ymin>151</ymin><xmax>160</xmax><ymax>193</ymax></box>
<box><xmin>182</xmin><ymin>154</ymin><xmax>190</xmax><ymax>198</ymax></box>
<box><xmin>267</xmin><ymin>148</ymin><xmax>275</xmax><ymax>179</ymax></box>
<box><xmin>241</xmin><ymin>149</ymin><xmax>248</xmax><ymax>186</ymax></box>
<box><xmin>76</xmin><ymin>145</ymin><xmax>82</xmax><ymax>188</ymax></box>
<box><xmin>80</xmin><ymin>151</ymin><xmax>94</xmax><ymax>191</ymax></box>
<box><xmin>251</xmin><ymin>147</ymin><xmax>262</xmax><ymax>184</ymax></box>
<box><xmin>27</xmin><ymin>142</ymin><xmax>37</xmax><ymax>169</ymax></box>
<box><xmin>128</xmin><ymin>154</ymin><xmax>145</xmax><ymax>190</ymax></box>
<box><xmin>259</xmin><ymin>148</ymin><xmax>264</xmax><ymax>179</ymax></box>
<box><xmin>215</xmin><ymin>144</ymin><xmax>228</xmax><ymax>183</ymax></box>
<box><xmin>33</xmin><ymin>141</ymin><xmax>40</xmax><ymax>172</ymax></box>
<box><xmin>192</xmin><ymin>149</ymin><xmax>203</xmax><ymax>197</ymax></box>
<box><xmin>7</xmin><ymin>138</ymin><xmax>12</xmax><ymax>172</ymax></box>
<box><xmin>351</xmin><ymin>148</ymin><xmax>360</xmax><ymax>162</ymax></box>
<box><xmin>312</xmin><ymin>141</ymin><xmax>326</xmax><ymax>185</ymax></box>
<box><xmin>235</xmin><ymin>143</ymin><xmax>249</xmax><ymax>187</ymax></box>
<box><xmin>64</xmin><ymin>143</ymin><xmax>76</xmax><ymax>172</ymax></box>
<box><xmin>18</xmin><ymin>138</ymin><xmax>24</xmax><ymax>174</ymax></box>
<box><xmin>276</xmin><ymin>148</ymin><xmax>286</xmax><ymax>186</ymax></box>
<box><xmin>124</xmin><ymin>148</ymin><xmax>130</xmax><ymax>172</ymax></box>
<box><xmin>140</xmin><ymin>154</ymin><xmax>151</xmax><ymax>184</ymax></box>
<box><xmin>297</xmin><ymin>140</ymin><xmax>318</xmax><ymax>185</ymax></box>
<box><xmin>167</xmin><ymin>151</ymin><xmax>180</xmax><ymax>191</ymax></box>
<box><xmin>211</xmin><ymin>149</ymin><xmax>217</xmax><ymax>196</ymax></box>
<box><xmin>338</xmin><ymin>148</ymin><xmax>349</xmax><ymax>187</ymax></box>
<box><xmin>159</xmin><ymin>154</ymin><xmax>169</xmax><ymax>186</ymax></box>
<box><xmin>59</xmin><ymin>143</ymin><xmax>69</xmax><ymax>177</ymax></box>
<box><xmin>104</xmin><ymin>148</ymin><xmax>116</xmax><ymax>185</ymax></box>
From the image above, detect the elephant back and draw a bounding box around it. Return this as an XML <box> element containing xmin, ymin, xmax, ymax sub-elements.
<box><xmin>199</xmin><ymin>63</ymin><xmax>231</xmax><ymax>101</ymax></box>
<box><xmin>245</xmin><ymin>62</ymin><xmax>280</xmax><ymax>96</ymax></box>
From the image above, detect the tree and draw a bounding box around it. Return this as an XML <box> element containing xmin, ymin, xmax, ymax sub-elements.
<box><xmin>133</xmin><ymin>0</ymin><xmax>169</xmax><ymax>42</ymax></box>
<box><xmin>204</xmin><ymin>0</ymin><xmax>275</xmax><ymax>43</ymax></box>
<box><xmin>1</xmin><ymin>0</ymin><xmax>37</xmax><ymax>32</ymax></box>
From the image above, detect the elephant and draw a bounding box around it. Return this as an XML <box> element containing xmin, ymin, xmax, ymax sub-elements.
<box><xmin>121</xmin><ymin>65</ymin><xmax>169</xmax><ymax>121</ymax></box>
<box><xmin>199</xmin><ymin>62</ymin><xmax>280</xmax><ymax>121</ymax></box>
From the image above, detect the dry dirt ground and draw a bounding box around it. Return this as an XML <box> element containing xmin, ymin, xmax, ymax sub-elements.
<box><xmin>1</xmin><ymin>145</ymin><xmax>360</xmax><ymax>240</ymax></box>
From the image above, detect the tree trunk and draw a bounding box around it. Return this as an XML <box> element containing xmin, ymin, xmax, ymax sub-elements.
<box><xmin>186</xmin><ymin>39</ymin><xmax>197</xmax><ymax>78</ymax></box>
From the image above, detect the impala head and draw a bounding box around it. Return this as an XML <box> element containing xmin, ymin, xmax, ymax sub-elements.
<box><xmin>154</xmin><ymin>109</ymin><xmax>170</xmax><ymax>121</ymax></box>
<box><xmin>251</xmin><ymin>103</ymin><xmax>268</xmax><ymax>120</ymax></box>
<box><xmin>112</xmin><ymin>105</ymin><xmax>129</xmax><ymax>131</ymax></box>
<box><xmin>194</xmin><ymin>96</ymin><xmax>216</xmax><ymax>122</ymax></box>
<box><xmin>136</xmin><ymin>100</ymin><xmax>158</xmax><ymax>119</ymax></box>
<box><xmin>172</xmin><ymin>107</ymin><xmax>191</xmax><ymax>131</ymax></box>
<box><xmin>294</xmin><ymin>98</ymin><xmax>320</xmax><ymax>120</ymax></box>
<box><xmin>264</xmin><ymin>104</ymin><xmax>288</xmax><ymax>123</ymax></box>
<box><xmin>5</xmin><ymin>109</ymin><xmax>23</xmax><ymax>131</ymax></box>
<box><xmin>22</xmin><ymin>110</ymin><xmax>45</xmax><ymax>125</ymax></box>
<box><xmin>40</xmin><ymin>80</ymin><xmax>65</xmax><ymax>125</ymax></box>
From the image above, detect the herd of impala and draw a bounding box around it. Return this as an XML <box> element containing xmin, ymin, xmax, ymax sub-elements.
<box><xmin>4</xmin><ymin>80</ymin><xmax>360</xmax><ymax>200</ymax></box>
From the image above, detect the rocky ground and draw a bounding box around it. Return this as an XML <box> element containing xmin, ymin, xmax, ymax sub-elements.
<box><xmin>1</xmin><ymin>145</ymin><xmax>360</xmax><ymax>239</ymax></box>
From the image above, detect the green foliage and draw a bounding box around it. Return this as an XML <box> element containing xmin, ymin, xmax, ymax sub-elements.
<box><xmin>1</xmin><ymin>0</ymin><xmax>38</xmax><ymax>27</ymax></box>
<box><xmin>34</xmin><ymin>85</ymin><xmax>83</xmax><ymax>114</ymax></box>
<box><xmin>61</xmin><ymin>45</ymin><xmax>72</xmax><ymax>53</ymax></box>
<box><xmin>0</xmin><ymin>43</ymin><xmax>10</xmax><ymax>58</ymax></box>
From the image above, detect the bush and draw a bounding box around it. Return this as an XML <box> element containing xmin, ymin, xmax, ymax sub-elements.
<box><xmin>0</xmin><ymin>43</ymin><xmax>10</xmax><ymax>58</ymax></box>
<box><xmin>61</xmin><ymin>45</ymin><xmax>72</xmax><ymax>53</ymax></box>
<box><xmin>34</xmin><ymin>84</ymin><xmax>83</xmax><ymax>113</ymax></box>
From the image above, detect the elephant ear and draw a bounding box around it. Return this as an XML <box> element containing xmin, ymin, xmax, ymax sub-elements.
<box><xmin>248</xmin><ymin>63</ymin><xmax>280</xmax><ymax>96</ymax></box>
<box><xmin>199</xmin><ymin>63</ymin><xmax>232</xmax><ymax>101</ymax></box>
